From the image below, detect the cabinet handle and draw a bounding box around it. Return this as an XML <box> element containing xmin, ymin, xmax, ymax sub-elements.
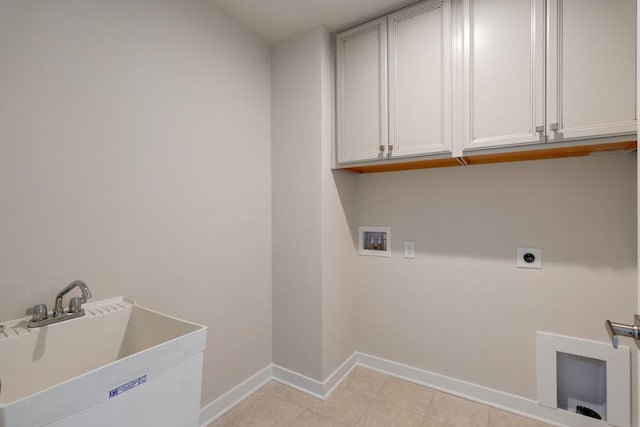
<box><xmin>535</xmin><ymin>125</ymin><xmax>545</xmax><ymax>133</ymax></box>
<box><xmin>550</xmin><ymin>123</ymin><xmax>560</xmax><ymax>132</ymax></box>
<box><xmin>378</xmin><ymin>145</ymin><xmax>385</xmax><ymax>159</ymax></box>
<box><xmin>387</xmin><ymin>145</ymin><xmax>393</xmax><ymax>159</ymax></box>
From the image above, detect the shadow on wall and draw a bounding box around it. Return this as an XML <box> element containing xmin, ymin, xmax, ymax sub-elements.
<box><xmin>332</xmin><ymin>168</ymin><xmax>360</xmax><ymax>247</ymax></box>
<box><xmin>345</xmin><ymin>153</ymin><xmax>637</xmax><ymax>270</ymax></box>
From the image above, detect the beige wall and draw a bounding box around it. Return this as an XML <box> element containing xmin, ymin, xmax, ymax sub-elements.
<box><xmin>319</xmin><ymin>28</ymin><xmax>358</xmax><ymax>379</ymax></box>
<box><xmin>0</xmin><ymin>0</ymin><xmax>272</xmax><ymax>405</ymax></box>
<box><xmin>355</xmin><ymin>153</ymin><xmax>637</xmax><ymax>400</ymax></box>
<box><xmin>271</xmin><ymin>29</ymin><xmax>324</xmax><ymax>380</ymax></box>
<box><xmin>272</xmin><ymin>28</ymin><xmax>357</xmax><ymax>381</ymax></box>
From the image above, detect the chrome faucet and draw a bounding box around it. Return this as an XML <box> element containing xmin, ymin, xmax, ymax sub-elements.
<box><xmin>53</xmin><ymin>280</ymin><xmax>92</xmax><ymax>316</ymax></box>
<box><xmin>28</xmin><ymin>280</ymin><xmax>92</xmax><ymax>328</ymax></box>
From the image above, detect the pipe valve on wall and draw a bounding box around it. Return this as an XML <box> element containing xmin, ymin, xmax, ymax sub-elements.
<box><xmin>605</xmin><ymin>315</ymin><xmax>640</xmax><ymax>348</ymax></box>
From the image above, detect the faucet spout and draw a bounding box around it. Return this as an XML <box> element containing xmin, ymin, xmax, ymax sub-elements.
<box><xmin>54</xmin><ymin>280</ymin><xmax>92</xmax><ymax>317</ymax></box>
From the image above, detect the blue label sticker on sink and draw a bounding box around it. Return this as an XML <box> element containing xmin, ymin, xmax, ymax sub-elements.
<box><xmin>109</xmin><ymin>375</ymin><xmax>147</xmax><ymax>398</ymax></box>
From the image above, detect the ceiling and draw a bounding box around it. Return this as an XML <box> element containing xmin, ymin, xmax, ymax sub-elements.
<box><xmin>211</xmin><ymin>0</ymin><xmax>414</xmax><ymax>44</ymax></box>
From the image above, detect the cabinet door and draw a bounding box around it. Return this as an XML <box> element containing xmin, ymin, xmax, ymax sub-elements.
<box><xmin>388</xmin><ymin>0</ymin><xmax>452</xmax><ymax>158</ymax></box>
<box><xmin>462</xmin><ymin>0</ymin><xmax>545</xmax><ymax>150</ymax></box>
<box><xmin>546</xmin><ymin>0</ymin><xmax>636</xmax><ymax>141</ymax></box>
<box><xmin>336</xmin><ymin>18</ymin><xmax>388</xmax><ymax>164</ymax></box>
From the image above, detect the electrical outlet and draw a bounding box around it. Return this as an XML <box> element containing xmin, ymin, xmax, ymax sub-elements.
<box><xmin>404</xmin><ymin>241</ymin><xmax>415</xmax><ymax>259</ymax></box>
<box><xmin>517</xmin><ymin>248</ymin><xmax>542</xmax><ymax>269</ymax></box>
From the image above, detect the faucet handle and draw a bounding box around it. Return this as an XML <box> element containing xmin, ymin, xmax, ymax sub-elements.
<box><xmin>32</xmin><ymin>304</ymin><xmax>48</xmax><ymax>322</ymax></box>
<box><xmin>69</xmin><ymin>297</ymin><xmax>84</xmax><ymax>314</ymax></box>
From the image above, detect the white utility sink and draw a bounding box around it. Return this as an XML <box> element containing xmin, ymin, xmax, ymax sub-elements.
<box><xmin>0</xmin><ymin>297</ymin><xmax>207</xmax><ymax>427</ymax></box>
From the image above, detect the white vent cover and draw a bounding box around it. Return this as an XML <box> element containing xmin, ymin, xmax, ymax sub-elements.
<box><xmin>536</xmin><ymin>331</ymin><xmax>630</xmax><ymax>427</ymax></box>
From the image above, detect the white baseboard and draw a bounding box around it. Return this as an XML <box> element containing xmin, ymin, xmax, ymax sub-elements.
<box><xmin>322</xmin><ymin>352</ymin><xmax>359</xmax><ymax>396</ymax></box>
<box><xmin>272</xmin><ymin>352</ymin><xmax>358</xmax><ymax>399</ymax></box>
<box><xmin>271</xmin><ymin>364</ymin><xmax>325</xmax><ymax>398</ymax></box>
<box><xmin>199</xmin><ymin>365</ymin><xmax>272</xmax><ymax>427</ymax></box>
<box><xmin>201</xmin><ymin>352</ymin><xmax>612</xmax><ymax>427</ymax></box>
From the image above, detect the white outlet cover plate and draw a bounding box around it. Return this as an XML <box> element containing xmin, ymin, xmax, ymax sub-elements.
<box><xmin>517</xmin><ymin>248</ymin><xmax>542</xmax><ymax>269</ymax></box>
<box><xmin>404</xmin><ymin>241</ymin><xmax>415</xmax><ymax>259</ymax></box>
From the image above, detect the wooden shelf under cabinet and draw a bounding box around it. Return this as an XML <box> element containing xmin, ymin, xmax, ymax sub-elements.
<box><xmin>341</xmin><ymin>141</ymin><xmax>637</xmax><ymax>174</ymax></box>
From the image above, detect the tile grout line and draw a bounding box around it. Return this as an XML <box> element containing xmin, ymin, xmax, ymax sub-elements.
<box><xmin>286</xmin><ymin>405</ymin><xmax>304</xmax><ymax>427</ymax></box>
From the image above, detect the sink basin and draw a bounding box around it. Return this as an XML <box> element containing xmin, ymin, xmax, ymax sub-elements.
<box><xmin>0</xmin><ymin>297</ymin><xmax>207</xmax><ymax>427</ymax></box>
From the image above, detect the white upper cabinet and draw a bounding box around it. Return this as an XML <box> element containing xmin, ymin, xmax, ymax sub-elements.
<box><xmin>462</xmin><ymin>0</ymin><xmax>546</xmax><ymax>151</ymax></box>
<box><xmin>546</xmin><ymin>0</ymin><xmax>636</xmax><ymax>142</ymax></box>
<box><xmin>388</xmin><ymin>0</ymin><xmax>452</xmax><ymax>158</ymax></box>
<box><xmin>337</xmin><ymin>0</ymin><xmax>636</xmax><ymax>167</ymax></box>
<box><xmin>336</xmin><ymin>0</ymin><xmax>453</xmax><ymax>164</ymax></box>
<box><xmin>462</xmin><ymin>0</ymin><xmax>636</xmax><ymax>152</ymax></box>
<box><xmin>336</xmin><ymin>18</ymin><xmax>388</xmax><ymax>164</ymax></box>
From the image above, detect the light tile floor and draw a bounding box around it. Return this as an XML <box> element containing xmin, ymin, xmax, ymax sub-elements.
<box><xmin>208</xmin><ymin>367</ymin><xmax>553</xmax><ymax>427</ymax></box>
